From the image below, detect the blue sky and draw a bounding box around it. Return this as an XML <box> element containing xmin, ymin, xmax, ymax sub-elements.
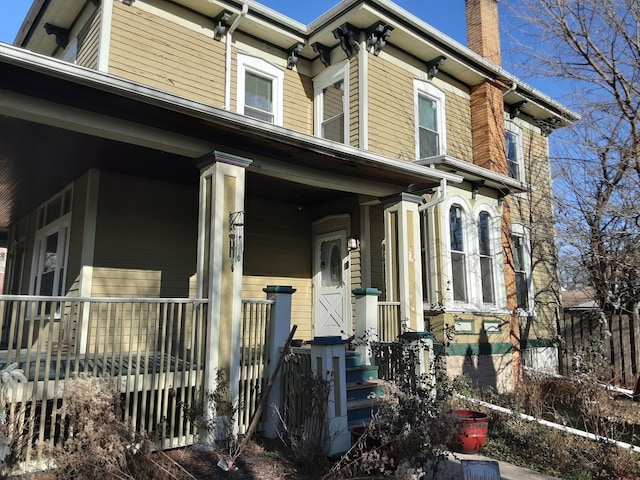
<box><xmin>0</xmin><ymin>1</ymin><xmax>561</xmax><ymax>100</ymax></box>
<box><xmin>0</xmin><ymin>1</ymin><xmax>470</xmax><ymax>47</ymax></box>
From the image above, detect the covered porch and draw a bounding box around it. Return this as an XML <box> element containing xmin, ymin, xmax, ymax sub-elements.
<box><xmin>0</xmin><ymin>44</ymin><xmax>460</xmax><ymax>464</ymax></box>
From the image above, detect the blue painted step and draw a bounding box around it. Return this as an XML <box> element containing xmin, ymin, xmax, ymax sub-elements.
<box><xmin>345</xmin><ymin>350</ymin><xmax>362</xmax><ymax>368</ymax></box>
<box><xmin>346</xmin><ymin>365</ymin><xmax>379</xmax><ymax>383</ymax></box>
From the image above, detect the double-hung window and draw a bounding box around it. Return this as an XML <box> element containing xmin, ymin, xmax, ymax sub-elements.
<box><xmin>511</xmin><ymin>224</ymin><xmax>533</xmax><ymax>312</ymax></box>
<box><xmin>449</xmin><ymin>204</ymin><xmax>467</xmax><ymax>302</ymax></box>
<box><xmin>237</xmin><ymin>54</ymin><xmax>283</xmax><ymax>125</ymax></box>
<box><xmin>414</xmin><ymin>80</ymin><xmax>446</xmax><ymax>159</ymax></box>
<box><xmin>478</xmin><ymin>211</ymin><xmax>495</xmax><ymax>304</ymax></box>
<box><xmin>505</xmin><ymin>121</ymin><xmax>524</xmax><ymax>181</ymax></box>
<box><xmin>314</xmin><ymin>62</ymin><xmax>349</xmax><ymax>143</ymax></box>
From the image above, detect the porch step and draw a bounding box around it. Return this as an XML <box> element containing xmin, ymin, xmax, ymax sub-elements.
<box><xmin>346</xmin><ymin>365</ymin><xmax>379</xmax><ymax>384</ymax></box>
<box><xmin>345</xmin><ymin>350</ymin><xmax>362</xmax><ymax>369</ymax></box>
<box><xmin>347</xmin><ymin>396</ymin><xmax>385</xmax><ymax>424</ymax></box>
<box><xmin>346</xmin><ymin>379</ymin><xmax>385</xmax><ymax>402</ymax></box>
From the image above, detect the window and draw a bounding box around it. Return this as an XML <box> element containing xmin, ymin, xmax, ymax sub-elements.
<box><xmin>449</xmin><ymin>204</ymin><xmax>467</xmax><ymax>302</ymax></box>
<box><xmin>478</xmin><ymin>211</ymin><xmax>495</xmax><ymax>304</ymax></box>
<box><xmin>511</xmin><ymin>224</ymin><xmax>533</xmax><ymax>312</ymax></box>
<box><xmin>237</xmin><ymin>54</ymin><xmax>283</xmax><ymax>125</ymax></box>
<box><xmin>414</xmin><ymin>80</ymin><xmax>446</xmax><ymax>159</ymax></box>
<box><xmin>30</xmin><ymin>188</ymin><xmax>72</xmax><ymax>300</ymax></box>
<box><xmin>314</xmin><ymin>62</ymin><xmax>349</xmax><ymax>143</ymax></box>
<box><xmin>505</xmin><ymin>121</ymin><xmax>524</xmax><ymax>181</ymax></box>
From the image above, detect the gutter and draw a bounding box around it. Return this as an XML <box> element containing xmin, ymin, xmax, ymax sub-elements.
<box><xmin>224</xmin><ymin>3</ymin><xmax>248</xmax><ymax>111</ymax></box>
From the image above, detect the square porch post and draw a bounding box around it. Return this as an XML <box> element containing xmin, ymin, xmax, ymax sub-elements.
<box><xmin>197</xmin><ymin>150</ymin><xmax>252</xmax><ymax>444</ymax></box>
<box><xmin>262</xmin><ymin>285</ymin><xmax>296</xmax><ymax>438</ymax></box>
<box><xmin>309</xmin><ymin>337</ymin><xmax>352</xmax><ymax>456</ymax></box>
<box><xmin>353</xmin><ymin>287</ymin><xmax>382</xmax><ymax>365</ymax></box>
<box><xmin>383</xmin><ymin>193</ymin><xmax>425</xmax><ymax>334</ymax></box>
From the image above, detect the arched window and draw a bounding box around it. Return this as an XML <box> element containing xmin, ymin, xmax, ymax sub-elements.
<box><xmin>478</xmin><ymin>211</ymin><xmax>495</xmax><ymax>304</ymax></box>
<box><xmin>449</xmin><ymin>204</ymin><xmax>467</xmax><ymax>302</ymax></box>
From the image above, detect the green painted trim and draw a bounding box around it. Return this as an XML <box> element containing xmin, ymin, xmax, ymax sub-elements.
<box><xmin>263</xmin><ymin>285</ymin><xmax>297</xmax><ymax>294</ymax></box>
<box><xmin>352</xmin><ymin>288</ymin><xmax>382</xmax><ymax>296</ymax></box>
<box><xmin>196</xmin><ymin>150</ymin><xmax>253</xmax><ymax>169</ymax></box>
<box><xmin>524</xmin><ymin>338</ymin><xmax>558</xmax><ymax>348</ymax></box>
<box><xmin>445</xmin><ymin>342</ymin><xmax>513</xmax><ymax>356</ymax></box>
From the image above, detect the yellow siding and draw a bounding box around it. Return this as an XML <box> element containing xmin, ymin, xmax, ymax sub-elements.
<box><xmin>109</xmin><ymin>1</ymin><xmax>225</xmax><ymax>106</ymax></box>
<box><xmin>242</xmin><ymin>276</ymin><xmax>313</xmax><ymax>341</ymax></box>
<box><xmin>92</xmin><ymin>173</ymin><xmax>198</xmax><ymax>298</ymax></box>
<box><xmin>66</xmin><ymin>172</ymin><xmax>90</xmax><ymax>295</ymax></box>
<box><xmin>349</xmin><ymin>57</ymin><xmax>359</xmax><ymax>147</ymax></box>
<box><xmin>446</xmin><ymin>92</ymin><xmax>474</xmax><ymax>161</ymax></box>
<box><xmin>283</xmin><ymin>70</ymin><xmax>313</xmax><ymax>134</ymax></box>
<box><xmin>367</xmin><ymin>55</ymin><xmax>415</xmax><ymax>160</ymax></box>
<box><xmin>369</xmin><ymin>205</ymin><xmax>386</xmax><ymax>297</ymax></box>
<box><xmin>76</xmin><ymin>11</ymin><xmax>100</xmax><ymax>70</ymax></box>
<box><xmin>243</xmin><ymin>196</ymin><xmax>311</xmax><ymax>279</ymax></box>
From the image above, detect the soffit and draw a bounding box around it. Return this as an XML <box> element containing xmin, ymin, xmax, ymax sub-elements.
<box><xmin>0</xmin><ymin>44</ymin><xmax>461</xmax><ymax>230</ymax></box>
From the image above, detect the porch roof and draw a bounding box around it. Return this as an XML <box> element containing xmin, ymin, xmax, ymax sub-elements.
<box><xmin>0</xmin><ymin>43</ymin><xmax>462</xmax><ymax>240</ymax></box>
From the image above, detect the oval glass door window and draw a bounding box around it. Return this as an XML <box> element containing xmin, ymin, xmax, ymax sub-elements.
<box><xmin>321</xmin><ymin>240</ymin><xmax>343</xmax><ymax>287</ymax></box>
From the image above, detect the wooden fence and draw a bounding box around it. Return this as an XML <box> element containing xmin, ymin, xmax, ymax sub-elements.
<box><xmin>559</xmin><ymin>309</ymin><xmax>640</xmax><ymax>388</ymax></box>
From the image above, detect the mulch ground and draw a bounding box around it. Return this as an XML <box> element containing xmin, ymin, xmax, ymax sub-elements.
<box><xmin>163</xmin><ymin>438</ymin><xmax>333</xmax><ymax>480</ymax></box>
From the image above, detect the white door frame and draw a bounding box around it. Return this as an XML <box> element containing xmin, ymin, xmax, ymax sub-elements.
<box><xmin>313</xmin><ymin>230</ymin><xmax>351</xmax><ymax>339</ymax></box>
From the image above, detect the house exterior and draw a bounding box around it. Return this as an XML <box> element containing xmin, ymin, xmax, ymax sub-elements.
<box><xmin>1</xmin><ymin>0</ymin><xmax>578</xmax><ymax>408</ymax></box>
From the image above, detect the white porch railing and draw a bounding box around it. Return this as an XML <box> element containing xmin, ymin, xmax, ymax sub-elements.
<box><xmin>0</xmin><ymin>293</ymin><xmax>282</xmax><ymax>469</ymax></box>
<box><xmin>0</xmin><ymin>295</ymin><xmax>208</xmax><ymax>466</ymax></box>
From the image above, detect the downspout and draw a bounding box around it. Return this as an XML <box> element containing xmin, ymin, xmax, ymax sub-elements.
<box><xmin>419</xmin><ymin>178</ymin><xmax>448</xmax><ymax>212</ymax></box>
<box><xmin>224</xmin><ymin>3</ymin><xmax>248</xmax><ymax>111</ymax></box>
<box><xmin>503</xmin><ymin>81</ymin><xmax>517</xmax><ymax>97</ymax></box>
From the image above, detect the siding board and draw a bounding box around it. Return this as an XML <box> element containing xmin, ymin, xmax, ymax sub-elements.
<box><xmin>109</xmin><ymin>2</ymin><xmax>224</xmax><ymax>105</ymax></box>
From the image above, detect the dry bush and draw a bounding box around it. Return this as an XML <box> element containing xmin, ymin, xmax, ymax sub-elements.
<box><xmin>40</xmin><ymin>374</ymin><xmax>185</xmax><ymax>480</ymax></box>
<box><xmin>324</xmin><ymin>382</ymin><xmax>458</xmax><ymax>479</ymax></box>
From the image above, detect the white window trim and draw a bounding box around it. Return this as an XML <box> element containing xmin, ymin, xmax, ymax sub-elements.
<box><xmin>443</xmin><ymin>198</ymin><xmax>474</xmax><ymax>310</ymax></box>
<box><xmin>413</xmin><ymin>79</ymin><xmax>447</xmax><ymax>160</ymax></box>
<box><xmin>473</xmin><ymin>204</ymin><xmax>507</xmax><ymax>311</ymax></box>
<box><xmin>236</xmin><ymin>53</ymin><xmax>284</xmax><ymax>126</ymax></box>
<box><xmin>505</xmin><ymin>120</ymin><xmax>524</xmax><ymax>182</ymax></box>
<box><xmin>511</xmin><ymin>223</ymin><xmax>535</xmax><ymax>316</ymax></box>
<box><xmin>313</xmin><ymin>61</ymin><xmax>349</xmax><ymax>142</ymax></box>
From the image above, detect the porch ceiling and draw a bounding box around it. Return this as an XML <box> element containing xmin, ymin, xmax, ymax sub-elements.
<box><xmin>0</xmin><ymin>44</ymin><xmax>459</xmax><ymax>239</ymax></box>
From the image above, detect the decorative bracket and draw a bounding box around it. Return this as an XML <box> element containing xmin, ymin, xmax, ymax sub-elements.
<box><xmin>44</xmin><ymin>23</ymin><xmax>70</xmax><ymax>49</ymax></box>
<box><xmin>497</xmin><ymin>190</ymin><xmax>509</xmax><ymax>206</ymax></box>
<box><xmin>287</xmin><ymin>43</ymin><xmax>304</xmax><ymax>70</ymax></box>
<box><xmin>509</xmin><ymin>101</ymin><xmax>528</xmax><ymax>119</ymax></box>
<box><xmin>332</xmin><ymin>23</ymin><xmax>360</xmax><ymax>58</ymax></box>
<box><xmin>213</xmin><ymin>11</ymin><xmax>232</xmax><ymax>41</ymax></box>
<box><xmin>312</xmin><ymin>42</ymin><xmax>332</xmax><ymax>67</ymax></box>
<box><xmin>365</xmin><ymin>21</ymin><xmax>393</xmax><ymax>56</ymax></box>
<box><xmin>426</xmin><ymin>55</ymin><xmax>446</xmax><ymax>79</ymax></box>
<box><xmin>538</xmin><ymin>117</ymin><xmax>562</xmax><ymax>136</ymax></box>
<box><xmin>471</xmin><ymin>180</ymin><xmax>485</xmax><ymax>200</ymax></box>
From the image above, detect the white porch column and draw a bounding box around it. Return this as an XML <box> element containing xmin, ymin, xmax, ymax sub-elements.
<box><xmin>383</xmin><ymin>193</ymin><xmax>425</xmax><ymax>334</ymax></box>
<box><xmin>262</xmin><ymin>285</ymin><xmax>296</xmax><ymax>439</ymax></box>
<box><xmin>310</xmin><ymin>337</ymin><xmax>351</xmax><ymax>456</ymax></box>
<box><xmin>353</xmin><ymin>288</ymin><xmax>381</xmax><ymax>365</ymax></box>
<box><xmin>197</xmin><ymin>150</ymin><xmax>252</xmax><ymax>442</ymax></box>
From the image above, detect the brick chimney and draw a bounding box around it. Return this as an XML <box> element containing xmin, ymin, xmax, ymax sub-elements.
<box><xmin>466</xmin><ymin>0</ymin><xmax>501</xmax><ymax>66</ymax></box>
<box><xmin>466</xmin><ymin>0</ymin><xmax>522</xmax><ymax>389</ymax></box>
<box><xmin>466</xmin><ymin>0</ymin><xmax>506</xmax><ymax>174</ymax></box>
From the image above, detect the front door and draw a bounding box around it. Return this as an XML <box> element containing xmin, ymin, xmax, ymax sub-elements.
<box><xmin>313</xmin><ymin>231</ymin><xmax>350</xmax><ymax>339</ymax></box>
